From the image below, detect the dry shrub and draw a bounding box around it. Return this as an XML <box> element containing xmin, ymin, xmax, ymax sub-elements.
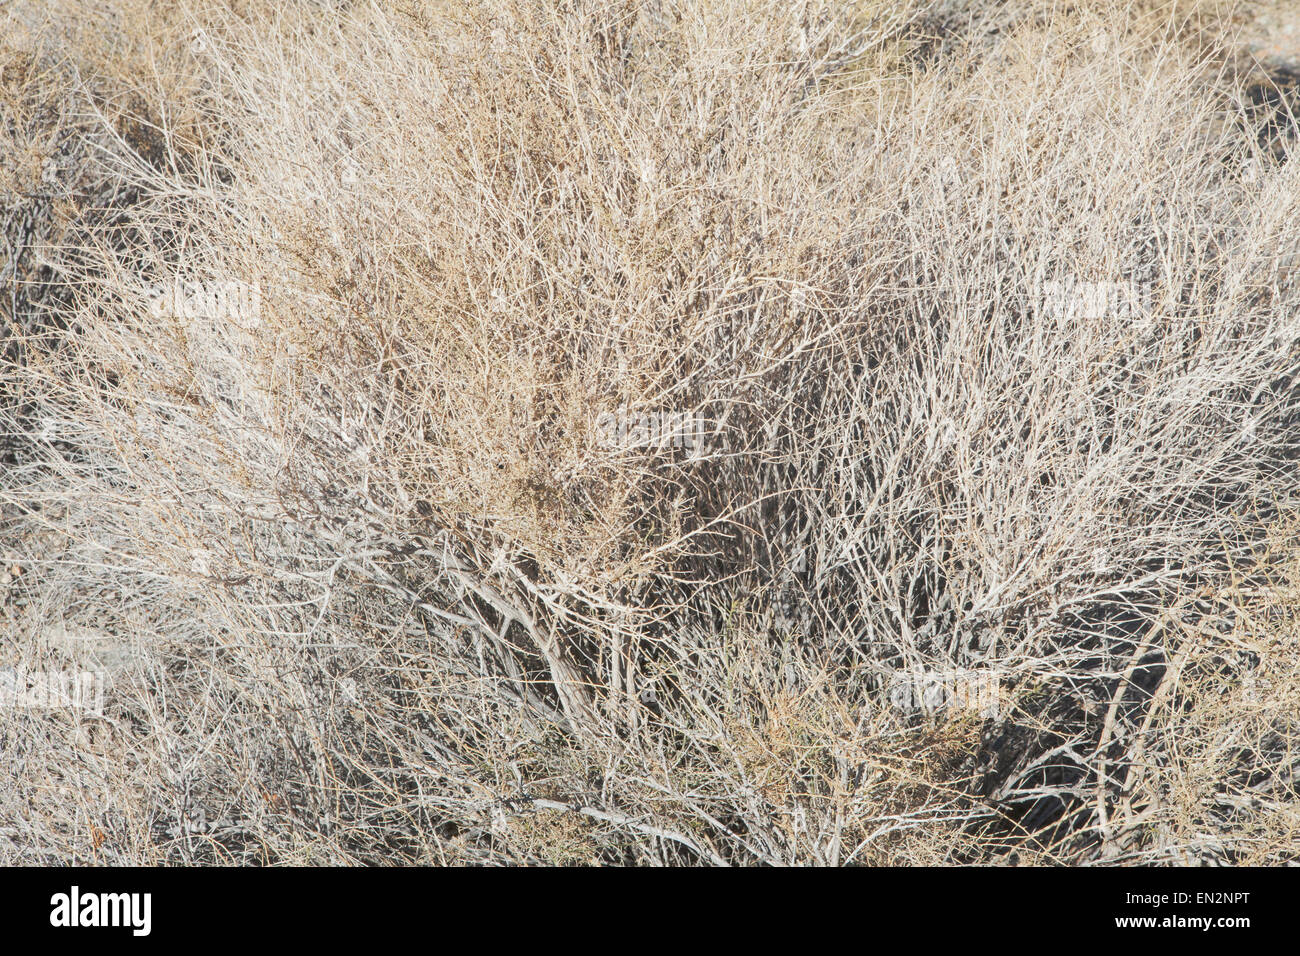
<box><xmin>2</xmin><ymin>0</ymin><xmax>1299</xmax><ymax>864</ymax></box>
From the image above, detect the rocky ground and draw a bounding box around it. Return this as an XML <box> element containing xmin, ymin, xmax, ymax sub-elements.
<box><xmin>1241</xmin><ymin>0</ymin><xmax>1300</xmax><ymax>74</ymax></box>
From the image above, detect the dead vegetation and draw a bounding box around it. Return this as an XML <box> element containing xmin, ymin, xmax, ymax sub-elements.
<box><xmin>1</xmin><ymin>0</ymin><xmax>1299</xmax><ymax>865</ymax></box>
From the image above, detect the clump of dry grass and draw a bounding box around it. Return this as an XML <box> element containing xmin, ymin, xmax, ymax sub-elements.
<box><xmin>2</xmin><ymin>0</ymin><xmax>1299</xmax><ymax>864</ymax></box>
